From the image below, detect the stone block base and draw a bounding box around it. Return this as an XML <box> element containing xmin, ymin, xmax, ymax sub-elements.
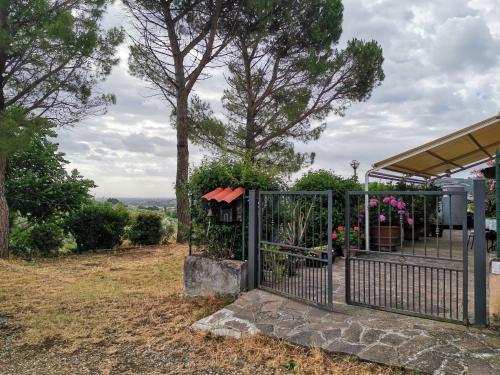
<box><xmin>184</xmin><ymin>255</ymin><xmax>247</xmax><ymax>297</ymax></box>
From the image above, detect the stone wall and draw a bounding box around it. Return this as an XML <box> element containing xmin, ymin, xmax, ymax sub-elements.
<box><xmin>184</xmin><ymin>255</ymin><xmax>247</xmax><ymax>297</ymax></box>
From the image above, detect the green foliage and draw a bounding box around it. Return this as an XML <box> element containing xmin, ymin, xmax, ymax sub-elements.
<box><xmin>30</xmin><ymin>221</ymin><xmax>64</xmax><ymax>256</ymax></box>
<box><xmin>8</xmin><ymin>217</ymin><xmax>32</xmax><ymax>257</ymax></box>
<box><xmin>188</xmin><ymin>0</ymin><xmax>384</xmax><ymax>174</ymax></box>
<box><xmin>293</xmin><ymin>169</ymin><xmax>361</xmax><ymax>228</ymax></box>
<box><xmin>0</xmin><ymin>0</ymin><xmax>124</xmax><ymax>127</ymax></box>
<box><xmin>190</xmin><ymin>158</ymin><xmax>282</xmax><ymax>259</ymax></box>
<box><xmin>0</xmin><ymin>107</ymin><xmax>54</xmax><ymax>156</ymax></box>
<box><xmin>66</xmin><ymin>202</ymin><xmax>130</xmax><ymax>252</ymax></box>
<box><xmin>128</xmin><ymin>211</ymin><xmax>164</xmax><ymax>245</ymax></box>
<box><xmin>7</xmin><ymin>134</ymin><xmax>95</xmax><ymax>221</ymax></box>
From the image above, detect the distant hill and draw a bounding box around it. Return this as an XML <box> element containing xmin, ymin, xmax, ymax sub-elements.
<box><xmin>96</xmin><ymin>197</ymin><xmax>176</xmax><ymax>208</ymax></box>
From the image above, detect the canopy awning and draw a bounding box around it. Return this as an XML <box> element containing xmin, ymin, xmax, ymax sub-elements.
<box><xmin>371</xmin><ymin>114</ymin><xmax>500</xmax><ymax>180</ymax></box>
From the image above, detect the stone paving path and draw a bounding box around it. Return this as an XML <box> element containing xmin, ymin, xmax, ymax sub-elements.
<box><xmin>192</xmin><ymin>289</ymin><xmax>500</xmax><ymax>374</ymax></box>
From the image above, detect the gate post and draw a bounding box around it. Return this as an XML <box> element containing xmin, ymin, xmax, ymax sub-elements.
<box><xmin>247</xmin><ymin>190</ymin><xmax>259</xmax><ymax>290</ymax></box>
<box><xmin>473</xmin><ymin>179</ymin><xmax>487</xmax><ymax>326</ymax></box>
<box><xmin>327</xmin><ymin>190</ymin><xmax>333</xmax><ymax>306</ymax></box>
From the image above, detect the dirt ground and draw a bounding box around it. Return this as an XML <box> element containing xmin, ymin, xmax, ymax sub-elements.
<box><xmin>0</xmin><ymin>245</ymin><xmax>403</xmax><ymax>374</ymax></box>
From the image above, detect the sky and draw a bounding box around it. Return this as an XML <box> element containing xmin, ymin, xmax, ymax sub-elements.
<box><xmin>57</xmin><ymin>0</ymin><xmax>500</xmax><ymax>198</ymax></box>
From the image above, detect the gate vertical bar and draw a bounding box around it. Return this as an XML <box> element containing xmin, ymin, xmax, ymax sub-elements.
<box><xmin>462</xmin><ymin>189</ymin><xmax>469</xmax><ymax>324</ymax></box>
<box><xmin>247</xmin><ymin>190</ymin><xmax>258</xmax><ymax>290</ymax></box>
<box><xmin>345</xmin><ymin>192</ymin><xmax>351</xmax><ymax>304</ymax></box>
<box><xmin>473</xmin><ymin>179</ymin><xmax>487</xmax><ymax>326</ymax></box>
<box><xmin>327</xmin><ymin>190</ymin><xmax>333</xmax><ymax>306</ymax></box>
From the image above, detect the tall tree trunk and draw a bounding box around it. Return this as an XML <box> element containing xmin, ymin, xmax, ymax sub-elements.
<box><xmin>0</xmin><ymin>0</ymin><xmax>7</xmax><ymax>257</ymax></box>
<box><xmin>0</xmin><ymin>155</ymin><xmax>8</xmax><ymax>257</ymax></box>
<box><xmin>175</xmin><ymin>92</ymin><xmax>190</xmax><ymax>243</ymax></box>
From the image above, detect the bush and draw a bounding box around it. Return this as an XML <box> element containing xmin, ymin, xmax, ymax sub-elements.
<box><xmin>66</xmin><ymin>202</ymin><xmax>130</xmax><ymax>252</ymax></box>
<box><xmin>189</xmin><ymin>158</ymin><xmax>282</xmax><ymax>260</ymax></box>
<box><xmin>30</xmin><ymin>221</ymin><xmax>64</xmax><ymax>256</ymax></box>
<box><xmin>293</xmin><ymin>169</ymin><xmax>361</xmax><ymax>228</ymax></box>
<box><xmin>128</xmin><ymin>211</ymin><xmax>164</xmax><ymax>245</ymax></box>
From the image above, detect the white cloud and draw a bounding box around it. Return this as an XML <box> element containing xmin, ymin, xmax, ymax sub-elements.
<box><xmin>57</xmin><ymin>0</ymin><xmax>500</xmax><ymax>197</ymax></box>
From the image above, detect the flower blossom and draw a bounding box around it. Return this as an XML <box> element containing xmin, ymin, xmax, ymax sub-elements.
<box><xmin>354</xmin><ymin>226</ymin><xmax>360</xmax><ymax>232</ymax></box>
<box><xmin>379</xmin><ymin>215</ymin><xmax>386</xmax><ymax>223</ymax></box>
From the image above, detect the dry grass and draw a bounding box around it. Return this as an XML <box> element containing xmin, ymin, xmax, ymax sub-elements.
<box><xmin>0</xmin><ymin>245</ymin><xmax>402</xmax><ymax>374</ymax></box>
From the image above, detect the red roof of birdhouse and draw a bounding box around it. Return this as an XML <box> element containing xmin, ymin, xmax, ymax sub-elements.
<box><xmin>201</xmin><ymin>187</ymin><xmax>244</xmax><ymax>204</ymax></box>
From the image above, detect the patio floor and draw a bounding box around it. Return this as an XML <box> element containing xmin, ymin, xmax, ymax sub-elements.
<box><xmin>192</xmin><ymin>289</ymin><xmax>500</xmax><ymax>374</ymax></box>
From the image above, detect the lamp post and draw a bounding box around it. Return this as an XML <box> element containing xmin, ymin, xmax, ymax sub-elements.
<box><xmin>350</xmin><ymin>160</ymin><xmax>360</xmax><ymax>179</ymax></box>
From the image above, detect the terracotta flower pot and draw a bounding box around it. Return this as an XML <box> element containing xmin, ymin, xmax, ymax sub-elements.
<box><xmin>370</xmin><ymin>225</ymin><xmax>401</xmax><ymax>250</ymax></box>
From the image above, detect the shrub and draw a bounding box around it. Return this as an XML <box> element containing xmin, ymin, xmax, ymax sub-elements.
<box><xmin>128</xmin><ymin>211</ymin><xmax>164</xmax><ymax>245</ymax></box>
<box><xmin>293</xmin><ymin>169</ymin><xmax>361</xmax><ymax>228</ymax></box>
<box><xmin>66</xmin><ymin>202</ymin><xmax>130</xmax><ymax>252</ymax></box>
<box><xmin>30</xmin><ymin>221</ymin><xmax>64</xmax><ymax>256</ymax></box>
<box><xmin>189</xmin><ymin>158</ymin><xmax>282</xmax><ymax>260</ymax></box>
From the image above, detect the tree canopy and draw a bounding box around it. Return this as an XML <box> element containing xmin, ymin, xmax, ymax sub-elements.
<box><xmin>188</xmin><ymin>0</ymin><xmax>385</xmax><ymax>173</ymax></box>
<box><xmin>7</xmin><ymin>134</ymin><xmax>95</xmax><ymax>223</ymax></box>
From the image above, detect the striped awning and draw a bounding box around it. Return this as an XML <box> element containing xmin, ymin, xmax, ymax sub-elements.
<box><xmin>372</xmin><ymin>114</ymin><xmax>500</xmax><ymax>179</ymax></box>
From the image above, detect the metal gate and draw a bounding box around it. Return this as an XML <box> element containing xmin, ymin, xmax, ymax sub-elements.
<box><xmin>254</xmin><ymin>191</ymin><xmax>334</xmax><ymax>307</ymax></box>
<box><xmin>345</xmin><ymin>190</ymin><xmax>469</xmax><ymax>324</ymax></box>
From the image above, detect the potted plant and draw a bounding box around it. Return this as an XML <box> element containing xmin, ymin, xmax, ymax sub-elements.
<box><xmin>368</xmin><ymin>196</ymin><xmax>414</xmax><ymax>250</ymax></box>
<box><xmin>332</xmin><ymin>225</ymin><xmax>365</xmax><ymax>256</ymax></box>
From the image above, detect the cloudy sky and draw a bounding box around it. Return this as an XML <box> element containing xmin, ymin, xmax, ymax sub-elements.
<box><xmin>57</xmin><ymin>0</ymin><xmax>500</xmax><ymax>198</ymax></box>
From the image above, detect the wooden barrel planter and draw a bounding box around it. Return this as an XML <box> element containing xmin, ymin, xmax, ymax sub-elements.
<box><xmin>370</xmin><ymin>225</ymin><xmax>401</xmax><ymax>250</ymax></box>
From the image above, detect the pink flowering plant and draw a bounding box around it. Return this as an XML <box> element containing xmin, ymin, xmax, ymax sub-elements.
<box><xmin>368</xmin><ymin>196</ymin><xmax>414</xmax><ymax>226</ymax></box>
<box><xmin>331</xmin><ymin>225</ymin><xmax>365</xmax><ymax>247</ymax></box>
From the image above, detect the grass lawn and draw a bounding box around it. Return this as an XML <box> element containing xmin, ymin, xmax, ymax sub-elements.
<box><xmin>0</xmin><ymin>245</ymin><xmax>401</xmax><ymax>374</ymax></box>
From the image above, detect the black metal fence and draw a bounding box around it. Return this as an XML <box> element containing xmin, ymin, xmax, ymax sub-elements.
<box><xmin>345</xmin><ymin>190</ymin><xmax>469</xmax><ymax>323</ymax></box>
<box><xmin>258</xmin><ymin>191</ymin><xmax>333</xmax><ymax>307</ymax></box>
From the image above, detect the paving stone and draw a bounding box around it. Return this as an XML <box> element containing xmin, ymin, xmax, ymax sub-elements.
<box><xmin>359</xmin><ymin>344</ymin><xmax>400</xmax><ymax>366</ymax></box>
<box><xmin>464</xmin><ymin>357</ymin><xmax>499</xmax><ymax>375</ymax></box>
<box><xmin>327</xmin><ymin>340</ymin><xmax>365</xmax><ymax>355</ymax></box>
<box><xmin>379</xmin><ymin>333</ymin><xmax>407</xmax><ymax>347</ymax></box>
<box><xmin>457</xmin><ymin>335</ymin><xmax>496</xmax><ymax>353</ymax></box>
<box><xmin>437</xmin><ymin>358</ymin><xmax>466</xmax><ymax>374</ymax></box>
<box><xmin>341</xmin><ymin>322</ymin><xmax>363</xmax><ymax>343</ymax></box>
<box><xmin>405</xmin><ymin>349</ymin><xmax>448</xmax><ymax>374</ymax></box>
<box><xmin>321</xmin><ymin>328</ymin><xmax>342</xmax><ymax>342</ymax></box>
<box><xmin>397</xmin><ymin>335</ymin><xmax>439</xmax><ymax>360</ymax></box>
<box><xmin>360</xmin><ymin>329</ymin><xmax>385</xmax><ymax>345</ymax></box>
<box><xmin>288</xmin><ymin>331</ymin><xmax>325</xmax><ymax>347</ymax></box>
